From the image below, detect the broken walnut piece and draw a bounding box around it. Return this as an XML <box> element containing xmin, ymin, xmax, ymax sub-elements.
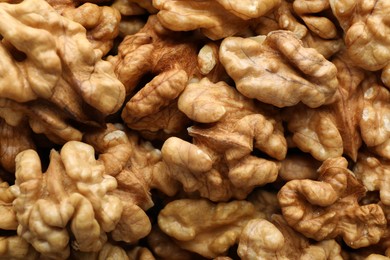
<box><xmin>359</xmin><ymin>75</ymin><xmax>390</xmax><ymax>159</ymax></box>
<box><xmin>158</xmin><ymin>199</ymin><xmax>263</xmax><ymax>258</ymax></box>
<box><xmin>237</xmin><ymin>215</ymin><xmax>343</xmax><ymax>260</ymax></box>
<box><xmin>0</xmin><ymin>119</ymin><xmax>35</xmax><ymax>172</ymax></box>
<box><xmin>0</xmin><ymin>236</ymin><xmax>39</xmax><ymax>260</ymax></box>
<box><xmin>330</xmin><ymin>0</ymin><xmax>390</xmax><ymax>88</ymax></box>
<box><xmin>161</xmin><ymin>78</ymin><xmax>284</xmax><ymax>201</ymax></box>
<box><xmin>109</xmin><ymin>15</ymin><xmax>197</xmax><ymax>137</ymax></box>
<box><xmin>293</xmin><ymin>0</ymin><xmax>338</xmax><ymax>40</ymax></box>
<box><xmin>220</xmin><ymin>30</ymin><xmax>339</xmax><ymax>108</ymax></box>
<box><xmin>278</xmin><ymin>157</ymin><xmax>387</xmax><ymax>248</ymax></box>
<box><xmin>10</xmin><ymin>141</ymin><xmax>148</xmax><ymax>258</ymax></box>
<box><xmin>253</xmin><ymin>1</ymin><xmax>343</xmax><ymax>59</ymax></box>
<box><xmin>0</xmin><ymin>0</ymin><xmax>125</xmax><ymax>122</ymax></box>
<box><xmin>0</xmin><ymin>178</ymin><xmax>17</xmax><ymax>230</ymax></box>
<box><xmin>153</xmin><ymin>0</ymin><xmax>281</xmax><ymax>40</ymax></box>
<box><xmin>279</xmin><ymin>153</ymin><xmax>321</xmax><ymax>181</ymax></box>
<box><xmin>354</xmin><ymin>153</ymin><xmax>390</xmax><ymax>206</ymax></box>
<box><xmin>147</xmin><ymin>226</ymin><xmax>200</xmax><ymax>260</ymax></box>
<box><xmin>283</xmin><ymin>53</ymin><xmax>365</xmax><ymax>161</ymax></box>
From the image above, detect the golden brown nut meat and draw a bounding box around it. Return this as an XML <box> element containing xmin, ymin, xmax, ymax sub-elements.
<box><xmin>278</xmin><ymin>153</ymin><xmax>321</xmax><ymax>181</ymax></box>
<box><xmin>220</xmin><ymin>30</ymin><xmax>339</xmax><ymax>108</ymax></box>
<box><xmin>237</xmin><ymin>215</ymin><xmax>343</xmax><ymax>259</ymax></box>
<box><xmin>0</xmin><ymin>178</ymin><xmax>17</xmax><ymax>231</ymax></box>
<box><xmin>161</xmin><ymin>78</ymin><xmax>284</xmax><ymax>201</ymax></box>
<box><xmin>330</xmin><ymin>0</ymin><xmax>390</xmax><ymax>87</ymax></box>
<box><xmin>0</xmin><ymin>236</ymin><xmax>39</xmax><ymax>260</ymax></box>
<box><xmin>158</xmin><ymin>199</ymin><xmax>263</xmax><ymax>258</ymax></box>
<box><xmin>360</xmin><ymin>76</ymin><xmax>390</xmax><ymax>159</ymax></box>
<box><xmin>10</xmin><ymin>141</ymin><xmax>149</xmax><ymax>258</ymax></box>
<box><xmin>109</xmin><ymin>15</ymin><xmax>197</xmax><ymax>137</ymax></box>
<box><xmin>278</xmin><ymin>157</ymin><xmax>387</xmax><ymax>248</ymax></box>
<box><xmin>153</xmin><ymin>0</ymin><xmax>281</xmax><ymax>40</ymax></box>
<box><xmin>254</xmin><ymin>1</ymin><xmax>343</xmax><ymax>59</ymax></box>
<box><xmin>283</xmin><ymin>53</ymin><xmax>365</xmax><ymax>161</ymax></box>
<box><xmin>354</xmin><ymin>153</ymin><xmax>390</xmax><ymax>206</ymax></box>
<box><xmin>0</xmin><ymin>0</ymin><xmax>125</xmax><ymax>123</ymax></box>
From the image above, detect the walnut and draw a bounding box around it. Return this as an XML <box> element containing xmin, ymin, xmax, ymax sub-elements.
<box><xmin>0</xmin><ymin>236</ymin><xmax>39</xmax><ymax>260</ymax></box>
<box><xmin>279</xmin><ymin>153</ymin><xmax>321</xmax><ymax>181</ymax></box>
<box><xmin>330</xmin><ymin>0</ymin><xmax>390</xmax><ymax>87</ymax></box>
<box><xmin>0</xmin><ymin>178</ymin><xmax>17</xmax><ymax>230</ymax></box>
<box><xmin>283</xmin><ymin>53</ymin><xmax>365</xmax><ymax>161</ymax></box>
<box><xmin>0</xmin><ymin>119</ymin><xmax>35</xmax><ymax>172</ymax></box>
<box><xmin>293</xmin><ymin>0</ymin><xmax>338</xmax><ymax>40</ymax></box>
<box><xmin>147</xmin><ymin>227</ymin><xmax>200</xmax><ymax>260</ymax></box>
<box><xmin>254</xmin><ymin>1</ymin><xmax>343</xmax><ymax>58</ymax></box>
<box><xmin>71</xmin><ymin>242</ymin><xmax>130</xmax><ymax>260</ymax></box>
<box><xmin>354</xmin><ymin>153</ymin><xmax>390</xmax><ymax>206</ymax></box>
<box><xmin>153</xmin><ymin>0</ymin><xmax>281</xmax><ymax>40</ymax></box>
<box><xmin>219</xmin><ymin>30</ymin><xmax>339</xmax><ymax>108</ymax></box>
<box><xmin>237</xmin><ymin>215</ymin><xmax>343</xmax><ymax>259</ymax></box>
<box><xmin>160</xmin><ymin>78</ymin><xmax>284</xmax><ymax>201</ymax></box>
<box><xmin>109</xmin><ymin>15</ymin><xmax>197</xmax><ymax>137</ymax></box>
<box><xmin>360</xmin><ymin>75</ymin><xmax>390</xmax><ymax>159</ymax></box>
<box><xmin>158</xmin><ymin>199</ymin><xmax>262</xmax><ymax>258</ymax></box>
<box><xmin>0</xmin><ymin>0</ymin><xmax>125</xmax><ymax>125</ymax></box>
<box><xmin>127</xmin><ymin>246</ymin><xmax>155</xmax><ymax>260</ymax></box>
<box><xmin>10</xmin><ymin>141</ymin><xmax>149</xmax><ymax>258</ymax></box>
<box><xmin>278</xmin><ymin>157</ymin><xmax>387</xmax><ymax>248</ymax></box>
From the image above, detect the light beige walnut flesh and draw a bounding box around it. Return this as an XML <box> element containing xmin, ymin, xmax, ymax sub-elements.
<box><xmin>330</xmin><ymin>0</ymin><xmax>390</xmax><ymax>87</ymax></box>
<box><xmin>279</xmin><ymin>153</ymin><xmax>321</xmax><ymax>181</ymax></box>
<box><xmin>10</xmin><ymin>142</ymin><xmax>142</xmax><ymax>259</ymax></box>
<box><xmin>237</xmin><ymin>214</ymin><xmax>343</xmax><ymax>260</ymax></box>
<box><xmin>278</xmin><ymin>157</ymin><xmax>387</xmax><ymax>248</ymax></box>
<box><xmin>162</xmin><ymin>78</ymin><xmax>285</xmax><ymax>201</ymax></box>
<box><xmin>84</xmin><ymin>123</ymin><xmax>132</xmax><ymax>177</ymax></box>
<box><xmin>158</xmin><ymin>199</ymin><xmax>263</xmax><ymax>258</ymax></box>
<box><xmin>253</xmin><ymin>1</ymin><xmax>343</xmax><ymax>59</ymax></box>
<box><xmin>71</xmin><ymin>241</ymin><xmax>130</xmax><ymax>260</ymax></box>
<box><xmin>110</xmin><ymin>130</ymin><xmax>179</xmax><ymax>211</ymax></box>
<box><xmin>127</xmin><ymin>246</ymin><xmax>155</xmax><ymax>260</ymax></box>
<box><xmin>109</xmin><ymin>15</ymin><xmax>197</xmax><ymax>137</ymax></box>
<box><xmin>0</xmin><ymin>0</ymin><xmax>125</xmax><ymax>123</ymax></box>
<box><xmin>0</xmin><ymin>236</ymin><xmax>39</xmax><ymax>260</ymax></box>
<box><xmin>360</xmin><ymin>76</ymin><xmax>390</xmax><ymax>159</ymax></box>
<box><xmin>283</xmin><ymin>53</ymin><xmax>365</xmax><ymax>161</ymax></box>
<box><xmin>248</xmin><ymin>190</ymin><xmax>281</xmax><ymax>220</ymax></box>
<box><xmin>0</xmin><ymin>178</ymin><xmax>17</xmax><ymax>231</ymax></box>
<box><xmin>354</xmin><ymin>153</ymin><xmax>390</xmax><ymax>206</ymax></box>
<box><xmin>220</xmin><ymin>30</ymin><xmax>339</xmax><ymax>108</ymax></box>
<box><xmin>293</xmin><ymin>0</ymin><xmax>338</xmax><ymax>40</ymax></box>
<box><xmin>153</xmin><ymin>0</ymin><xmax>281</xmax><ymax>40</ymax></box>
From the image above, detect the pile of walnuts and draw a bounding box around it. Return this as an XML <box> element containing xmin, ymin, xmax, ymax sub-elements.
<box><xmin>0</xmin><ymin>0</ymin><xmax>389</xmax><ymax>259</ymax></box>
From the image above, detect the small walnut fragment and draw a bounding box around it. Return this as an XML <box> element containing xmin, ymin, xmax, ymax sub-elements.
<box><xmin>279</xmin><ymin>153</ymin><xmax>321</xmax><ymax>181</ymax></box>
<box><xmin>10</xmin><ymin>141</ymin><xmax>148</xmax><ymax>258</ymax></box>
<box><xmin>330</xmin><ymin>0</ymin><xmax>390</xmax><ymax>87</ymax></box>
<box><xmin>158</xmin><ymin>199</ymin><xmax>263</xmax><ymax>258</ymax></box>
<box><xmin>237</xmin><ymin>215</ymin><xmax>343</xmax><ymax>259</ymax></box>
<box><xmin>283</xmin><ymin>53</ymin><xmax>365</xmax><ymax>161</ymax></box>
<box><xmin>220</xmin><ymin>30</ymin><xmax>339</xmax><ymax>108</ymax></box>
<box><xmin>0</xmin><ymin>0</ymin><xmax>125</xmax><ymax>124</ymax></box>
<box><xmin>293</xmin><ymin>0</ymin><xmax>338</xmax><ymax>40</ymax></box>
<box><xmin>0</xmin><ymin>119</ymin><xmax>35</xmax><ymax>172</ymax></box>
<box><xmin>109</xmin><ymin>15</ymin><xmax>197</xmax><ymax>137</ymax></box>
<box><xmin>354</xmin><ymin>153</ymin><xmax>390</xmax><ymax>206</ymax></box>
<box><xmin>278</xmin><ymin>157</ymin><xmax>387</xmax><ymax>248</ymax></box>
<box><xmin>0</xmin><ymin>236</ymin><xmax>39</xmax><ymax>260</ymax></box>
<box><xmin>161</xmin><ymin>78</ymin><xmax>284</xmax><ymax>201</ymax></box>
<box><xmin>0</xmin><ymin>178</ymin><xmax>17</xmax><ymax>230</ymax></box>
<box><xmin>153</xmin><ymin>0</ymin><xmax>281</xmax><ymax>40</ymax></box>
<box><xmin>147</xmin><ymin>226</ymin><xmax>200</xmax><ymax>260</ymax></box>
<box><xmin>253</xmin><ymin>1</ymin><xmax>343</xmax><ymax>59</ymax></box>
<box><xmin>359</xmin><ymin>76</ymin><xmax>390</xmax><ymax>159</ymax></box>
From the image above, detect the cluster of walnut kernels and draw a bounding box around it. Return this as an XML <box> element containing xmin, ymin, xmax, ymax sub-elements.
<box><xmin>0</xmin><ymin>0</ymin><xmax>390</xmax><ymax>259</ymax></box>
